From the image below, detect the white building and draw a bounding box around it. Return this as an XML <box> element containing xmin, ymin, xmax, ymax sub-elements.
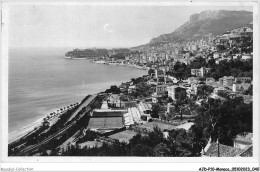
<box><xmin>232</xmin><ymin>83</ymin><xmax>251</xmax><ymax>93</ymax></box>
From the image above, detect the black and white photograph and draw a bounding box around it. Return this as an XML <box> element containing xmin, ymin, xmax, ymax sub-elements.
<box><xmin>1</xmin><ymin>1</ymin><xmax>259</xmax><ymax>171</ymax></box>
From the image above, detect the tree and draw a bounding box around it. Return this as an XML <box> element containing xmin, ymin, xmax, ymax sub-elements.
<box><xmin>243</xmin><ymin>85</ymin><xmax>252</xmax><ymax>95</ymax></box>
<box><xmin>130</xmin><ymin>144</ymin><xmax>154</xmax><ymax>156</ymax></box>
<box><xmin>148</xmin><ymin>69</ymin><xmax>155</xmax><ymax>76</ymax></box>
<box><xmin>131</xmin><ymin>78</ymin><xmax>136</xmax><ymax>84</ymax></box>
<box><xmin>216</xmin><ymin>44</ymin><xmax>226</xmax><ymax>51</ymax></box>
<box><xmin>154</xmin><ymin>143</ymin><xmax>172</xmax><ymax>157</ymax></box>
<box><xmin>151</xmin><ymin>104</ymin><xmax>160</xmax><ymax>118</ymax></box>
<box><xmin>167</xmin><ymin>129</ymin><xmax>193</xmax><ymax>156</ymax></box>
<box><xmin>105</xmin><ymin>85</ymin><xmax>121</xmax><ymax>94</ymax></box>
<box><xmin>192</xmin><ymin>97</ymin><xmax>252</xmax><ymax>146</ymax></box>
<box><xmin>196</xmin><ymin>85</ymin><xmax>214</xmax><ymax>99</ymax></box>
<box><xmin>190</xmin><ymin>57</ymin><xmax>206</xmax><ymax>69</ymax></box>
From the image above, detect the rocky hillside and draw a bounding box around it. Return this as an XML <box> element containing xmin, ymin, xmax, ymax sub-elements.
<box><xmin>149</xmin><ymin>10</ymin><xmax>253</xmax><ymax>44</ymax></box>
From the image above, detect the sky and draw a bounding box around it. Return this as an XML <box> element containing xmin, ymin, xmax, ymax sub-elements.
<box><xmin>8</xmin><ymin>4</ymin><xmax>253</xmax><ymax>48</ymax></box>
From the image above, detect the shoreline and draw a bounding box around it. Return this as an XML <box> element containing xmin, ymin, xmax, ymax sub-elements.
<box><xmin>8</xmin><ymin>103</ymin><xmax>78</xmax><ymax>144</ymax></box>
<box><xmin>91</xmin><ymin>60</ymin><xmax>149</xmax><ymax>71</ymax></box>
<box><xmin>9</xmin><ymin>67</ymin><xmax>147</xmax><ymax>145</ymax></box>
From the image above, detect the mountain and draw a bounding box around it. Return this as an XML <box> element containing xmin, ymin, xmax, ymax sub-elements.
<box><xmin>149</xmin><ymin>10</ymin><xmax>253</xmax><ymax>44</ymax></box>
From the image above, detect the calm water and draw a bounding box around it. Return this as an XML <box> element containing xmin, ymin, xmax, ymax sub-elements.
<box><xmin>8</xmin><ymin>47</ymin><xmax>146</xmax><ymax>134</ymax></box>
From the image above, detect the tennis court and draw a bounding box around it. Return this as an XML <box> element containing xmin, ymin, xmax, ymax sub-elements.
<box><xmin>88</xmin><ymin>117</ymin><xmax>124</xmax><ymax>129</ymax></box>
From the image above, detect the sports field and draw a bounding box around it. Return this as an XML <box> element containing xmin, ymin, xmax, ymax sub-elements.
<box><xmin>88</xmin><ymin>117</ymin><xmax>123</xmax><ymax>129</ymax></box>
<box><xmin>108</xmin><ymin>130</ymin><xmax>137</xmax><ymax>143</ymax></box>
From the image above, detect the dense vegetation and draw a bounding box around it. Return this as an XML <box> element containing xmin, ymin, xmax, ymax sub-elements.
<box><xmin>76</xmin><ymin>129</ymin><xmax>99</xmax><ymax>144</ymax></box>
<box><xmin>63</xmin><ymin>126</ymin><xmax>197</xmax><ymax>156</ymax></box>
<box><xmin>167</xmin><ymin>57</ymin><xmax>253</xmax><ymax>80</ymax></box>
<box><xmin>191</xmin><ymin>97</ymin><xmax>252</xmax><ymax>146</ymax></box>
<box><xmin>61</xmin><ymin>95</ymin><xmax>252</xmax><ymax>156</ymax></box>
<box><xmin>105</xmin><ymin>77</ymin><xmax>155</xmax><ymax>99</ymax></box>
<box><xmin>66</xmin><ymin>49</ymin><xmax>108</xmax><ymax>58</ymax></box>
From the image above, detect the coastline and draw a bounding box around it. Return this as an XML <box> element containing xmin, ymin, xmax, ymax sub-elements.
<box><xmin>9</xmin><ymin>67</ymin><xmax>147</xmax><ymax>144</ymax></box>
<box><xmin>92</xmin><ymin>60</ymin><xmax>149</xmax><ymax>71</ymax></box>
<box><xmin>9</xmin><ymin>118</ymin><xmax>42</xmax><ymax>143</ymax></box>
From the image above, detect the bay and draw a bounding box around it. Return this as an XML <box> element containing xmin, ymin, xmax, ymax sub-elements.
<box><xmin>8</xmin><ymin>47</ymin><xmax>146</xmax><ymax>136</ymax></box>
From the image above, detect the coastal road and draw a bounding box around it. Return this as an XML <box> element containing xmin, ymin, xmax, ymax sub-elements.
<box><xmin>66</xmin><ymin>94</ymin><xmax>98</xmax><ymax>123</ymax></box>
<box><xmin>15</xmin><ymin>94</ymin><xmax>99</xmax><ymax>156</ymax></box>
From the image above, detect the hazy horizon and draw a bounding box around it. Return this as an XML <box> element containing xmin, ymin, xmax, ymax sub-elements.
<box><xmin>9</xmin><ymin>4</ymin><xmax>253</xmax><ymax>48</ymax></box>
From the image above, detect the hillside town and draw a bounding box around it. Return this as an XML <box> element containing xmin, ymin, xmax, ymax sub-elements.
<box><xmin>8</xmin><ymin>21</ymin><xmax>253</xmax><ymax>157</ymax></box>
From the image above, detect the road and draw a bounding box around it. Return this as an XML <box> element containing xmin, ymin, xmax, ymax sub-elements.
<box><xmin>66</xmin><ymin>94</ymin><xmax>98</xmax><ymax>123</ymax></box>
<box><xmin>15</xmin><ymin>94</ymin><xmax>99</xmax><ymax>156</ymax></box>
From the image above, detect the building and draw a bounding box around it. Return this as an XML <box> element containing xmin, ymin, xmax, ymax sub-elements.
<box><xmin>191</xmin><ymin>67</ymin><xmax>211</xmax><ymax>77</ymax></box>
<box><xmin>107</xmin><ymin>94</ymin><xmax>122</xmax><ymax>108</ymax></box>
<box><xmin>186</xmin><ymin>87</ymin><xmax>197</xmax><ymax>98</ymax></box>
<box><xmin>213</xmin><ymin>53</ymin><xmax>220</xmax><ymax>59</ymax></box>
<box><xmin>218</xmin><ymin>78</ymin><xmax>224</xmax><ymax>85</ymax></box>
<box><xmin>219</xmin><ymin>76</ymin><xmax>235</xmax><ymax>86</ymax></box>
<box><xmin>138</xmin><ymin>101</ymin><xmax>152</xmax><ymax>115</ymax></box>
<box><xmin>201</xmin><ymin>141</ymin><xmax>243</xmax><ymax>157</ymax></box>
<box><xmin>152</xmin><ymin>94</ymin><xmax>160</xmax><ymax>104</ymax></box>
<box><xmin>92</xmin><ymin>109</ymin><xmax>127</xmax><ymax>117</ymax></box>
<box><xmin>157</xmin><ymin>77</ymin><xmax>165</xmax><ymax>85</ymax></box>
<box><xmin>212</xmin><ymin>87</ymin><xmax>226</xmax><ymax>98</ymax></box>
<box><xmin>241</xmin><ymin>54</ymin><xmax>253</xmax><ymax>60</ymax></box>
<box><xmin>235</xmin><ymin>77</ymin><xmax>251</xmax><ymax>84</ymax></box>
<box><xmin>125</xmin><ymin>56</ymin><xmax>130</xmax><ymax>61</ymax></box>
<box><xmin>206</xmin><ymin>77</ymin><xmax>216</xmax><ymax>84</ymax></box>
<box><xmin>233</xmin><ymin>132</ymin><xmax>253</xmax><ymax>150</ymax></box>
<box><xmin>166</xmin><ymin>103</ymin><xmax>175</xmax><ymax>117</ymax></box>
<box><xmin>156</xmin><ymin>84</ymin><xmax>168</xmax><ymax>96</ymax></box>
<box><xmin>237</xmin><ymin>146</ymin><xmax>253</xmax><ymax>157</ymax></box>
<box><xmin>101</xmin><ymin>101</ymin><xmax>109</xmax><ymax>110</ymax></box>
<box><xmin>187</xmin><ymin>77</ymin><xmax>200</xmax><ymax>84</ymax></box>
<box><xmin>167</xmin><ymin>85</ymin><xmax>187</xmax><ymax>102</ymax></box>
<box><xmin>128</xmin><ymin>85</ymin><xmax>136</xmax><ymax>94</ymax></box>
<box><xmin>232</xmin><ymin>83</ymin><xmax>251</xmax><ymax>93</ymax></box>
<box><xmin>190</xmin><ymin>44</ymin><xmax>199</xmax><ymax>51</ymax></box>
<box><xmin>155</xmin><ymin>69</ymin><xmax>164</xmax><ymax>78</ymax></box>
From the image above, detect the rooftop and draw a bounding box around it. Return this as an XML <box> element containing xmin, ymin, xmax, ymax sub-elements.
<box><xmin>204</xmin><ymin>142</ymin><xmax>243</xmax><ymax>157</ymax></box>
<box><xmin>238</xmin><ymin>146</ymin><xmax>253</xmax><ymax>157</ymax></box>
<box><xmin>139</xmin><ymin>102</ymin><xmax>152</xmax><ymax>111</ymax></box>
<box><xmin>108</xmin><ymin>94</ymin><xmax>121</xmax><ymax>101</ymax></box>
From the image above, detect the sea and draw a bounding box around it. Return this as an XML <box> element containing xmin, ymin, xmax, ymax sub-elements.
<box><xmin>8</xmin><ymin>47</ymin><xmax>146</xmax><ymax>141</ymax></box>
